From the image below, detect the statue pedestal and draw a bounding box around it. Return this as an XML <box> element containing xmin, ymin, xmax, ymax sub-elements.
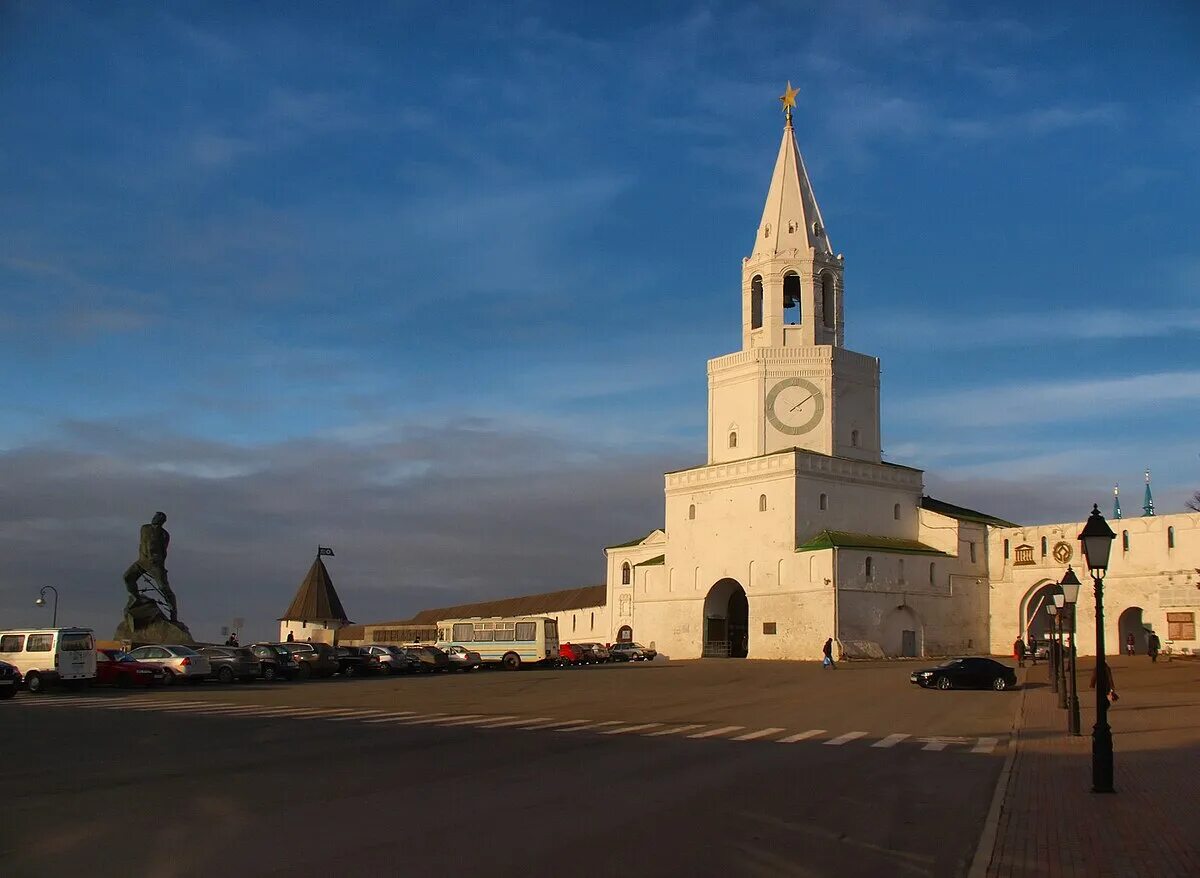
<box><xmin>116</xmin><ymin>596</ymin><xmax>194</xmax><ymax>647</ymax></box>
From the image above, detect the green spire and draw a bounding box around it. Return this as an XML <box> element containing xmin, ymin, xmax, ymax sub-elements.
<box><xmin>1142</xmin><ymin>469</ymin><xmax>1155</xmax><ymax>517</ymax></box>
<box><xmin>1113</xmin><ymin>484</ymin><xmax>1122</xmax><ymax>520</ymax></box>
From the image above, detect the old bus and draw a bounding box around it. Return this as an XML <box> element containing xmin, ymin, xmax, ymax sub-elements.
<box><xmin>436</xmin><ymin>616</ymin><xmax>559</xmax><ymax>670</ymax></box>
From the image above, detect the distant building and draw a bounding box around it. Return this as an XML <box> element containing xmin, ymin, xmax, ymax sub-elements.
<box><xmin>278</xmin><ymin>554</ymin><xmax>351</xmax><ymax>643</ymax></box>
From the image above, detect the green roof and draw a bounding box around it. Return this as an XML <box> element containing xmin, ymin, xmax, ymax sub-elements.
<box><xmin>921</xmin><ymin>496</ymin><xmax>1018</xmax><ymax>528</ymax></box>
<box><xmin>797</xmin><ymin>530</ymin><xmax>950</xmax><ymax>556</ymax></box>
<box><xmin>605</xmin><ymin>531</ymin><xmax>654</xmax><ymax>550</ymax></box>
<box><xmin>635</xmin><ymin>554</ymin><xmax>665</xmax><ymax>567</ymax></box>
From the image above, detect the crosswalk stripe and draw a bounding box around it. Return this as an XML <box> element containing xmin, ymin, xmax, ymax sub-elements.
<box><xmin>777</xmin><ymin>729</ymin><xmax>826</xmax><ymax>743</ymax></box>
<box><xmin>318</xmin><ymin>710</ymin><xmax>391</xmax><ymax>721</ymax></box>
<box><xmin>176</xmin><ymin>705</ymin><xmax>281</xmax><ymax>715</ymax></box>
<box><xmin>18</xmin><ymin>697</ymin><xmax>116</xmax><ymax>706</ymax></box>
<box><xmin>360</xmin><ymin>712</ymin><xmax>421</xmax><ymax>724</ymax></box>
<box><xmin>872</xmin><ymin>733</ymin><xmax>910</xmax><ymax>748</ymax></box>
<box><xmin>824</xmin><ymin>731</ymin><xmax>868</xmax><ymax>746</ymax></box>
<box><xmin>93</xmin><ymin>699</ymin><xmax>192</xmax><ymax>709</ymax></box>
<box><xmin>921</xmin><ymin>737</ymin><xmax>956</xmax><ymax>751</ymax></box>
<box><xmin>519</xmin><ymin>719</ymin><xmax>589</xmax><ymax>730</ymax></box>
<box><xmin>558</xmin><ymin>720</ymin><xmax>625</xmax><ymax>733</ymax></box>
<box><xmin>131</xmin><ymin>702</ymin><xmax>235</xmax><ymax>711</ymax></box>
<box><xmin>401</xmin><ymin>713</ymin><xmax>482</xmax><ymax>726</ymax></box>
<box><xmin>439</xmin><ymin>715</ymin><xmax>517</xmax><ymax>727</ymax></box>
<box><xmin>687</xmin><ymin>725</ymin><xmax>744</xmax><ymax>739</ymax></box>
<box><xmin>282</xmin><ymin>708</ymin><xmax>365</xmax><ymax>718</ymax></box>
<box><xmin>479</xmin><ymin>716</ymin><xmax>548</xmax><ymax>728</ymax></box>
<box><xmin>644</xmin><ymin>723</ymin><xmax>704</xmax><ymax>737</ymax></box>
<box><xmin>972</xmin><ymin>737</ymin><xmax>1000</xmax><ymax>754</ymax></box>
<box><xmin>732</xmin><ymin>727</ymin><xmax>785</xmax><ymax>741</ymax></box>
<box><xmin>231</xmin><ymin>707</ymin><xmax>330</xmax><ymax>717</ymax></box>
<box><xmin>602</xmin><ymin>722</ymin><xmax>661</xmax><ymax>735</ymax></box>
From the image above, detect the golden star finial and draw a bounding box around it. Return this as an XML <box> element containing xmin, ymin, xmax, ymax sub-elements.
<box><xmin>780</xmin><ymin>81</ymin><xmax>799</xmax><ymax>123</ymax></box>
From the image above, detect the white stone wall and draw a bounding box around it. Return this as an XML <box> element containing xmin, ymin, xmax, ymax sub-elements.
<box><xmin>547</xmin><ymin>603</ymin><xmax>610</xmax><ymax>645</ymax></box>
<box><xmin>988</xmin><ymin>511</ymin><xmax>1200</xmax><ymax>657</ymax></box>
<box><xmin>278</xmin><ymin>619</ymin><xmax>341</xmax><ymax>643</ymax></box>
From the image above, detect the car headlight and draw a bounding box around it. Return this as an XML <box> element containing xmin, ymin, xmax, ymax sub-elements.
<box><xmin>920</xmin><ymin>671</ymin><xmax>932</xmax><ymax>677</ymax></box>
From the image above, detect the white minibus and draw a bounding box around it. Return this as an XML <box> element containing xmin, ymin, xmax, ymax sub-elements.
<box><xmin>436</xmin><ymin>616</ymin><xmax>559</xmax><ymax>670</ymax></box>
<box><xmin>0</xmin><ymin>628</ymin><xmax>97</xmax><ymax>693</ymax></box>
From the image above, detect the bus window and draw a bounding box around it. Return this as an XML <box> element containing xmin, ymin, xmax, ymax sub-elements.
<box><xmin>516</xmin><ymin>622</ymin><xmax>536</xmax><ymax>641</ymax></box>
<box><xmin>544</xmin><ymin>619</ymin><xmax>558</xmax><ymax>639</ymax></box>
<box><xmin>452</xmin><ymin>623</ymin><xmax>474</xmax><ymax>642</ymax></box>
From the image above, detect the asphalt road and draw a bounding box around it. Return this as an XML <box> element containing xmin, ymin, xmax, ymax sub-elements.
<box><xmin>1</xmin><ymin>659</ymin><xmax>1020</xmax><ymax>878</ymax></box>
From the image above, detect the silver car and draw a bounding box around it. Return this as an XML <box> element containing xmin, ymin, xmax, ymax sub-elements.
<box><xmin>126</xmin><ymin>645</ymin><xmax>212</xmax><ymax>684</ymax></box>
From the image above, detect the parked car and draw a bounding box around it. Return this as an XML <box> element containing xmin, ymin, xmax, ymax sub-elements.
<box><xmin>275</xmin><ymin>642</ymin><xmax>339</xmax><ymax>679</ymax></box>
<box><xmin>610</xmin><ymin>642</ymin><xmax>657</xmax><ymax>662</ymax></box>
<box><xmin>444</xmin><ymin>644</ymin><xmax>482</xmax><ymax>672</ymax></box>
<box><xmin>199</xmin><ymin>646</ymin><xmax>260</xmax><ymax>683</ymax></box>
<box><xmin>910</xmin><ymin>657</ymin><xmax>1017</xmax><ymax>691</ymax></box>
<box><xmin>0</xmin><ymin>659</ymin><xmax>20</xmax><ymax>699</ymax></box>
<box><xmin>558</xmin><ymin>642</ymin><xmax>587</xmax><ymax>665</ymax></box>
<box><xmin>335</xmin><ymin>646</ymin><xmax>381</xmax><ymax>677</ymax></box>
<box><xmin>0</xmin><ymin>627</ymin><xmax>97</xmax><ymax>693</ymax></box>
<box><xmin>405</xmin><ymin>645</ymin><xmax>451</xmax><ymax>673</ymax></box>
<box><xmin>126</xmin><ymin>644</ymin><xmax>212</xmax><ymax>684</ymax></box>
<box><xmin>95</xmin><ymin>649</ymin><xmax>162</xmax><ymax>687</ymax></box>
<box><xmin>576</xmin><ymin>643</ymin><xmax>609</xmax><ymax>663</ymax></box>
<box><xmin>363</xmin><ymin>644</ymin><xmax>413</xmax><ymax>675</ymax></box>
<box><xmin>249</xmin><ymin>643</ymin><xmax>299</xmax><ymax>681</ymax></box>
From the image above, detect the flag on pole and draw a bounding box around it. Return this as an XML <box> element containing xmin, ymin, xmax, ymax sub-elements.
<box><xmin>318</xmin><ymin>546</ymin><xmax>335</xmax><ymax>557</ymax></box>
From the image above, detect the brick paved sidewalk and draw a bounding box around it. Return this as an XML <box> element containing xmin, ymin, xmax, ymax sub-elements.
<box><xmin>984</xmin><ymin>656</ymin><xmax>1200</xmax><ymax>878</ymax></box>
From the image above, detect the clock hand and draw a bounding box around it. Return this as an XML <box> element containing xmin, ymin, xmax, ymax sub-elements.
<box><xmin>789</xmin><ymin>394</ymin><xmax>813</xmax><ymax>412</ymax></box>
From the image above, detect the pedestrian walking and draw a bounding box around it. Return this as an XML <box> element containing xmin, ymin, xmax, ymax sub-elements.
<box><xmin>822</xmin><ymin>637</ymin><xmax>836</xmax><ymax>669</ymax></box>
<box><xmin>1090</xmin><ymin>663</ymin><xmax>1118</xmax><ymax>703</ymax></box>
<box><xmin>286</xmin><ymin>631</ymin><xmax>295</xmax><ymax>643</ymax></box>
<box><xmin>1013</xmin><ymin>637</ymin><xmax>1027</xmax><ymax>668</ymax></box>
<box><xmin>1125</xmin><ymin>633</ymin><xmax>1135</xmax><ymax>656</ymax></box>
<box><xmin>1028</xmin><ymin>635</ymin><xmax>1038</xmax><ymax>665</ymax></box>
<box><xmin>1148</xmin><ymin>631</ymin><xmax>1160</xmax><ymax>663</ymax></box>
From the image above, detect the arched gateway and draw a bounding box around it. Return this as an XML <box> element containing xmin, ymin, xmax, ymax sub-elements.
<box><xmin>703</xmin><ymin>579</ymin><xmax>748</xmax><ymax>658</ymax></box>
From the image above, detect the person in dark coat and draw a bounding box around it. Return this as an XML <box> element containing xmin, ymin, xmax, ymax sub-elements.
<box><xmin>1027</xmin><ymin>635</ymin><xmax>1038</xmax><ymax>665</ymax></box>
<box><xmin>822</xmin><ymin>637</ymin><xmax>836</xmax><ymax>669</ymax></box>
<box><xmin>286</xmin><ymin>631</ymin><xmax>295</xmax><ymax>642</ymax></box>
<box><xmin>1013</xmin><ymin>637</ymin><xmax>1027</xmax><ymax>667</ymax></box>
<box><xmin>1148</xmin><ymin>631</ymin><xmax>1161</xmax><ymax>663</ymax></box>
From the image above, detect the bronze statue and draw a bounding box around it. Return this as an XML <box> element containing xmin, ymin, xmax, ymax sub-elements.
<box><xmin>123</xmin><ymin>511</ymin><xmax>178</xmax><ymax>622</ymax></box>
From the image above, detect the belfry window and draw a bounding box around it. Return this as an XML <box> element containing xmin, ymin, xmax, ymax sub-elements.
<box><xmin>821</xmin><ymin>273</ymin><xmax>835</xmax><ymax>328</ymax></box>
<box><xmin>729</xmin><ymin>431</ymin><xmax>738</xmax><ymax>448</ymax></box>
<box><xmin>783</xmin><ymin>272</ymin><xmax>802</xmax><ymax>325</ymax></box>
<box><xmin>621</xmin><ymin>562</ymin><xmax>631</xmax><ymax>585</ymax></box>
<box><xmin>750</xmin><ymin>275</ymin><xmax>763</xmax><ymax>330</ymax></box>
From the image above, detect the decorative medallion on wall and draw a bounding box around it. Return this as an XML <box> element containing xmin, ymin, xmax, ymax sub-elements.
<box><xmin>1013</xmin><ymin>544</ymin><xmax>1035</xmax><ymax>566</ymax></box>
<box><xmin>1052</xmin><ymin>541</ymin><xmax>1072</xmax><ymax>565</ymax></box>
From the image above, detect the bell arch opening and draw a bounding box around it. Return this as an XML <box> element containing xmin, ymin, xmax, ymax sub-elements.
<box><xmin>703</xmin><ymin>578</ymin><xmax>748</xmax><ymax>658</ymax></box>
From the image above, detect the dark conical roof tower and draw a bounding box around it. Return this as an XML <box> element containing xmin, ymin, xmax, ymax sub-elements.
<box><xmin>279</xmin><ymin>554</ymin><xmax>350</xmax><ymax>624</ymax></box>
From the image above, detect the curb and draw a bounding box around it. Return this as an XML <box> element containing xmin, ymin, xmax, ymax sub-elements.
<box><xmin>966</xmin><ymin>670</ymin><xmax>1028</xmax><ymax>878</ymax></box>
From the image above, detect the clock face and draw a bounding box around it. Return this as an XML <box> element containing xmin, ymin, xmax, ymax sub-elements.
<box><xmin>765</xmin><ymin>377</ymin><xmax>825</xmax><ymax>436</ymax></box>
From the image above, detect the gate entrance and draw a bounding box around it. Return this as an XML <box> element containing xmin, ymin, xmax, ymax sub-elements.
<box><xmin>703</xmin><ymin>579</ymin><xmax>748</xmax><ymax>658</ymax></box>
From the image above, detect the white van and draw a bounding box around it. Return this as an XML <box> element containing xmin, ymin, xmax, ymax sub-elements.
<box><xmin>0</xmin><ymin>628</ymin><xmax>97</xmax><ymax>693</ymax></box>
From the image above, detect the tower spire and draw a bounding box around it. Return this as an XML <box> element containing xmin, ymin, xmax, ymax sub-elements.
<box><xmin>1113</xmin><ymin>483</ymin><xmax>1122</xmax><ymax>520</ymax></box>
<box><xmin>1143</xmin><ymin>469</ymin><xmax>1155</xmax><ymax>517</ymax></box>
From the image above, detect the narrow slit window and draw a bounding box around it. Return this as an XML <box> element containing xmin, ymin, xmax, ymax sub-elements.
<box><xmin>819</xmin><ymin>493</ymin><xmax>828</xmax><ymax>511</ymax></box>
<box><xmin>688</xmin><ymin>503</ymin><xmax>696</xmax><ymax>520</ymax></box>
<box><xmin>759</xmin><ymin>494</ymin><xmax>767</xmax><ymax>512</ymax></box>
<box><xmin>621</xmin><ymin>562</ymin><xmax>631</xmax><ymax>585</ymax></box>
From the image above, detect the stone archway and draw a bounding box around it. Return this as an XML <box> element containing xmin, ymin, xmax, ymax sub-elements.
<box><xmin>881</xmin><ymin>605</ymin><xmax>923</xmax><ymax>657</ymax></box>
<box><xmin>1021</xmin><ymin>580</ymin><xmax>1060</xmax><ymax>651</ymax></box>
<box><xmin>703</xmin><ymin>578</ymin><xmax>748</xmax><ymax>658</ymax></box>
<box><xmin>1118</xmin><ymin>607</ymin><xmax>1147</xmax><ymax>655</ymax></box>
<box><xmin>616</xmin><ymin>625</ymin><xmax>633</xmax><ymax>643</ymax></box>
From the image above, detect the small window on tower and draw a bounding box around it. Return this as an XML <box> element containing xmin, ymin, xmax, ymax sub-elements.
<box><xmin>621</xmin><ymin>562</ymin><xmax>631</xmax><ymax>585</ymax></box>
<box><xmin>865</xmin><ymin>557</ymin><xmax>874</xmax><ymax>580</ymax></box>
<box><xmin>783</xmin><ymin>272</ymin><xmax>802</xmax><ymax>325</ymax></box>
<box><xmin>688</xmin><ymin>504</ymin><xmax>696</xmax><ymax>520</ymax></box>
<box><xmin>893</xmin><ymin>503</ymin><xmax>901</xmax><ymax>521</ymax></box>
<box><xmin>1041</xmin><ymin>537</ymin><xmax>1048</xmax><ymax>557</ymax></box>
<box><xmin>759</xmin><ymin>494</ymin><xmax>767</xmax><ymax>512</ymax></box>
<box><xmin>851</xmin><ymin>429</ymin><xmax>860</xmax><ymax>447</ymax></box>
<box><xmin>1122</xmin><ymin>530</ymin><xmax>1129</xmax><ymax>552</ymax></box>
<box><xmin>1167</xmin><ymin>526</ymin><xmax>1175</xmax><ymax>549</ymax></box>
<box><xmin>821</xmin><ymin>273</ymin><xmax>835</xmax><ymax>328</ymax></box>
<box><xmin>750</xmin><ymin>276</ymin><xmax>763</xmax><ymax>330</ymax></box>
<box><xmin>819</xmin><ymin>493</ymin><xmax>828</xmax><ymax>511</ymax></box>
<box><xmin>729</xmin><ymin>431</ymin><xmax>738</xmax><ymax>448</ymax></box>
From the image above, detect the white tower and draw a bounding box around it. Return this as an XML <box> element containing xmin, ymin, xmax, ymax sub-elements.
<box><xmin>708</xmin><ymin>84</ymin><xmax>881</xmax><ymax>465</ymax></box>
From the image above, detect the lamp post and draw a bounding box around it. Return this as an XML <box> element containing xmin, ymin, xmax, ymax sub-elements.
<box><xmin>1046</xmin><ymin>603</ymin><xmax>1059</xmax><ymax>694</ymax></box>
<box><xmin>1053</xmin><ymin>592</ymin><xmax>1068</xmax><ymax>708</ymax></box>
<box><xmin>1061</xmin><ymin>566</ymin><xmax>1082</xmax><ymax>736</ymax></box>
<box><xmin>1079</xmin><ymin>504</ymin><xmax>1117</xmax><ymax>793</ymax></box>
<box><xmin>35</xmin><ymin>586</ymin><xmax>59</xmax><ymax>627</ymax></box>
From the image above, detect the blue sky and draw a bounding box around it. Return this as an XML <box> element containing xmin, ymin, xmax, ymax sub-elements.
<box><xmin>1</xmin><ymin>1</ymin><xmax>1198</xmax><ymax>640</ymax></box>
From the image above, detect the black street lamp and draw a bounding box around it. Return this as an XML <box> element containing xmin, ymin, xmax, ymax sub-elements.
<box><xmin>1061</xmin><ymin>566</ymin><xmax>1083</xmax><ymax>736</ymax></box>
<box><xmin>35</xmin><ymin>585</ymin><xmax>59</xmax><ymax>627</ymax></box>
<box><xmin>1046</xmin><ymin>602</ymin><xmax>1060</xmax><ymax>695</ymax></box>
<box><xmin>1079</xmin><ymin>504</ymin><xmax>1117</xmax><ymax>793</ymax></box>
<box><xmin>1053</xmin><ymin>592</ymin><xmax>1068</xmax><ymax>709</ymax></box>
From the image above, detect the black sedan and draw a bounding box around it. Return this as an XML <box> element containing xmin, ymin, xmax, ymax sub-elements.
<box><xmin>0</xmin><ymin>659</ymin><xmax>19</xmax><ymax>699</ymax></box>
<box><xmin>910</xmin><ymin>657</ymin><xmax>1017</xmax><ymax>691</ymax></box>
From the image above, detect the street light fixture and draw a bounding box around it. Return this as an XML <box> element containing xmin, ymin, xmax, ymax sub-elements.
<box><xmin>35</xmin><ymin>585</ymin><xmax>59</xmax><ymax>627</ymax></box>
<box><xmin>1053</xmin><ymin>592</ymin><xmax>1068</xmax><ymax>708</ymax></box>
<box><xmin>1061</xmin><ymin>566</ymin><xmax>1082</xmax><ymax>736</ymax></box>
<box><xmin>1078</xmin><ymin>504</ymin><xmax>1117</xmax><ymax>793</ymax></box>
<box><xmin>1046</xmin><ymin>603</ymin><xmax>1059</xmax><ymax>695</ymax></box>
